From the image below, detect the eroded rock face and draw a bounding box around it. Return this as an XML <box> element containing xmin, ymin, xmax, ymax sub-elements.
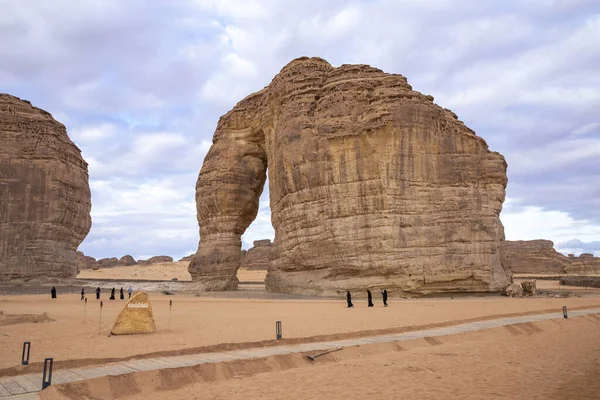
<box><xmin>0</xmin><ymin>94</ymin><xmax>91</xmax><ymax>280</ymax></box>
<box><xmin>503</xmin><ymin>240</ymin><xmax>600</xmax><ymax>275</ymax></box>
<box><xmin>76</xmin><ymin>251</ymin><xmax>97</xmax><ymax>270</ymax></box>
<box><xmin>190</xmin><ymin>57</ymin><xmax>510</xmax><ymax>295</ymax></box>
<box><xmin>565</xmin><ymin>253</ymin><xmax>600</xmax><ymax>274</ymax></box>
<box><xmin>240</xmin><ymin>239</ymin><xmax>272</xmax><ymax>270</ymax></box>
<box><xmin>97</xmin><ymin>257</ymin><xmax>119</xmax><ymax>268</ymax></box>
<box><xmin>502</xmin><ymin>240</ymin><xmax>569</xmax><ymax>274</ymax></box>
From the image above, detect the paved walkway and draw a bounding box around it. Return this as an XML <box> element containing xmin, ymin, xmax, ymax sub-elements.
<box><xmin>1</xmin><ymin>308</ymin><xmax>599</xmax><ymax>399</ymax></box>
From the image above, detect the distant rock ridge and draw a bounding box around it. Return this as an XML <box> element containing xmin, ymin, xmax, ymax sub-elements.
<box><xmin>503</xmin><ymin>240</ymin><xmax>600</xmax><ymax>274</ymax></box>
<box><xmin>0</xmin><ymin>94</ymin><xmax>92</xmax><ymax>280</ymax></box>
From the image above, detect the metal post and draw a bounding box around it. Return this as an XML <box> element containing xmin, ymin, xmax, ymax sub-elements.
<box><xmin>42</xmin><ymin>358</ymin><xmax>53</xmax><ymax>389</ymax></box>
<box><xmin>169</xmin><ymin>300</ymin><xmax>172</xmax><ymax>331</ymax></box>
<box><xmin>99</xmin><ymin>301</ymin><xmax>103</xmax><ymax>332</ymax></box>
<box><xmin>83</xmin><ymin>297</ymin><xmax>87</xmax><ymax>321</ymax></box>
<box><xmin>563</xmin><ymin>306</ymin><xmax>568</xmax><ymax>319</ymax></box>
<box><xmin>21</xmin><ymin>342</ymin><xmax>31</xmax><ymax>366</ymax></box>
<box><xmin>276</xmin><ymin>321</ymin><xmax>282</xmax><ymax>340</ymax></box>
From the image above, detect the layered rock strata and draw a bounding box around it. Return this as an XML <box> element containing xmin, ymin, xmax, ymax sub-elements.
<box><xmin>503</xmin><ymin>240</ymin><xmax>600</xmax><ymax>274</ymax></box>
<box><xmin>240</xmin><ymin>239</ymin><xmax>272</xmax><ymax>270</ymax></box>
<box><xmin>190</xmin><ymin>57</ymin><xmax>510</xmax><ymax>295</ymax></box>
<box><xmin>0</xmin><ymin>94</ymin><xmax>91</xmax><ymax>280</ymax></box>
<box><xmin>502</xmin><ymin>240</ymin><xmax>569</xmax><ymax>274</ymax></box>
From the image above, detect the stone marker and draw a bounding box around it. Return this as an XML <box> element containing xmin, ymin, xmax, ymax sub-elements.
<box><xmin>111</xmin><ymin>291</ymin><xmax>156</xmax><ymax>335</ymax></box>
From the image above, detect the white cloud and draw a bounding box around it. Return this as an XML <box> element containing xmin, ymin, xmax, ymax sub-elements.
<box><xmin>501</xmin><ymin>197</ymin><xmax>600</xmax><ymax>255</ymax></box>
<box><xmin>571</xmin><ymin>122</ymin><xmax>600</xmax><ymax>135</ymax></box>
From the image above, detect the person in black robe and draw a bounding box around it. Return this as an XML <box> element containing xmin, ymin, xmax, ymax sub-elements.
<box><xmin>95</xmin><ymin>287</ymin><xmax>101</xmax><ymax>300</ymax></box>
<box><xmin>51</xmin><ymin>287</ymin><xmax>57</xmax><ymax>299</ymax></box>
<box><xmin>381</xmin><ymin>289</ymin><xmax>388</xmax><ymax>307</ymax></box>
<box><xmin>81</xmin><ymin>288</ymin><xmax>85</xmax><ymax>301</ymax></box>
<box><xmin>367</xmin><ymin>290</ymin><xmax>374</xmax><ymax>307</ymax></box>
<box><xmin>110</xmin><ymin>287</ymin><xmax>116</xmax><ymax>300</ymax></box>
<box><xmin>119</xmin><ymin>287</ymin><xmax>124</xmax><ymax>300</ymax></box>
<box><xmin>346</xmin><ymin>291</ymin><xmax>354</xmax><ymax>308</ymax></box>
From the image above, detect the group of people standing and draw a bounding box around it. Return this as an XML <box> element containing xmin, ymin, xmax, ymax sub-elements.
<box><xmin>79</xmin><ymin>286</ymin><xmax>133</xmax><ymax>300</ymax></box>
<box><xmin>346</xmin><ymin>289</ymin><xmax>388</xmax><ymax>308</ymax></box>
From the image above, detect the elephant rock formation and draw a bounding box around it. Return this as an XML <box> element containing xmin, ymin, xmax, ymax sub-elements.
<box><xmin>189</xmin><ymin>57</ymin><xmax>510</xmax><ymax>295</ymax></box>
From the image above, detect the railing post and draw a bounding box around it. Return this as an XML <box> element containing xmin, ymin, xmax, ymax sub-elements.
<box><xmin>562</xmin><ymin>306</ymin><xmax>568</xmax><ymax>319</ymax></box>
<box><xmin>42</xmin><ymin>358</ymin><xmax>53</xmax><ymax>390</ymax></box>
<box><xmin>276</xmin><ymin>321</ymin><xmax>282</xmax><ymax>340</ymax></box>
<box><xmin>21</xmin><ymin>342</ymin><xmax>31</xmax><ymax>366</ymax></box>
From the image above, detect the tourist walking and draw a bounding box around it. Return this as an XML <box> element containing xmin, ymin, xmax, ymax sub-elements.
<box><xmin>95</xmin><ymin>287</ymin><xmax>101</xmax><ymax>300</ymax></box>
<box><xmin>50</xmin><ymin>287</ymin><xmax>57</xmax><ymax>299</ymax></box>
<box><xmin>110</xmin><ymin>287</ymin><xmax>116</xmax><ymax>300</ymax></box>
<box><xmin>119</xmin><ymin>287</ymin><xmax>124</xmax><ymax>300</ymax></box>
<box><xmin>346</xmin><ymin>291</ymin><xmax>354</xmax><ymax>308</ymax></box>
<box><xmin>381</xmin><ymin>289</ymin><xmax>388</xmax><ymax>307</ymax></box>
<box><xmin>81</xmin><ymin>288</ymin><xmax>85</xmax><ymax>301</ymax></box>
<box><xmin>128</xmin><ymin>286</ymin><xmax>133</xmax><ymax>298</ymax></box>
<box><xmin>367</xmin><ymin>290</ymin><xmax>373</xmax><ymax>307</ymax></box>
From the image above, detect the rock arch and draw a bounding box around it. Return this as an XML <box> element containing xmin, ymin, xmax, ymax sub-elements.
<box><xmin>189</xmin><ymin>57</ymin><xmax>511</xmax><ymax>296</ymax></box>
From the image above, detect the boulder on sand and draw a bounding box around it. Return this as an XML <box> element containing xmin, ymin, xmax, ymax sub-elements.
<box><xmin>521</xmin><ymin>280</ymin><xmax>537</xmax><ymax>296</ymax></box>
<box><xmin>110</xmin><ymin>292</ymin><xmax>156</xmax><ymax>335</ymax></box>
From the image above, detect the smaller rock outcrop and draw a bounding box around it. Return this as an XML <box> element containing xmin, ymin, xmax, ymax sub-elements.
<box><xmin>179</xmin><ymin>254</ymin><xmax>195</xmax><ymax>262</ymax></box>
<box><xmin>97</xmin><ymin>257</ymin><xmax>119</xmax><ymax>268</ymax></box>
<box><xmin>520</xmin><ymin>280</ymin><xmax>537</xmax><ymax>296</ymax></box>
<box><xmin>503</xmin><ymin>283</ymin><xmax>524</xmax><ymax>298</ymax></box>
<box><xmin>76</xmin><ymin>251</ymin><xmax>97</xmax><ymax>270</ymax></box>
<box><xmin>240</xmin><ymin>239</ymin><xmax>272</xmax><ymax>270</ymax></box>
<box><xmin>111</xmin><ymin>291</ymin><xmax>156</xmax><ymax>335</ymax></box>
<box><xmin>138</xmin><ymin>256</ymin><xmax>173</xmax><ymax>265</ymax></box>
<box><xmin>118</xmin><ymin>255</ymin><xmax>137</xmax><ymax>266</ymax></box>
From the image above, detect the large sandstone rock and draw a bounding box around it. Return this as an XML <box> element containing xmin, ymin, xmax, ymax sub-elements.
<box><xmin>502</xmin><ymin>283</ymin><xmax>524</xmax><ymax>298</ymax></box>
<box><xmin>110</xmin><ymin>291</ymin><xmax>156</xmax><ymax>335</ymax></box>
<box><xmin>240</xmin><ymin>239</ymin><xmax>272</xmax><ymax>270</ymax></box>
<box><xmin>0</xmin><ymin>94</ymin><xmax>91</xmax><ymax>280</ymax></box>
<box><xmin>502</xmin><ymin>240</ymin><xmax>569</xmax><ymax>274</ymax></box>
<box><xmin>189</xmin><ymin>57</ymin><xmax>510</xmax><ymax>295</ymax></box>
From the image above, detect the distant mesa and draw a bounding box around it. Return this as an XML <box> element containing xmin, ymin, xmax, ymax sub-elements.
<box><xmin>0</xmin><ymin>94</ymin><xmax>92</xmax><ymax>281</ymax></box>
<box><xmin>240</xmin><ymin>240</ymin><xmax>272</xmax><ymax>270</ymax></box>
<box><xmin>503</xmin><ymin>240</ymin><xmax>600</xmax><ymax>274</ymax></box>
<box><xmin>189</xmin><ymin>57</ymin><xmax>511</xmax><ymax>296</ymax></box>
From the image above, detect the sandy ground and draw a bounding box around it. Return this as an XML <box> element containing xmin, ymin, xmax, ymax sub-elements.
<box><xmin>105</xmin><ymin>315</ymin><xmax>600</xmax><ymax>400</ymax></box>
<box><xmin>1</xmin><ymin>292</ymin><xmax>600</xmax><ymax>373</ymax></box>
<box><xmin>76</xmin><ymin>263</ymin><xmax>266</xmax><ymax>283</ymax></box>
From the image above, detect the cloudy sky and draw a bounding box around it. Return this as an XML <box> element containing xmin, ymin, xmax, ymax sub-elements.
<box><xmin>2</xmin><ymin>0</ymin><xmax>599</xmax><ymax>260</ymax></box>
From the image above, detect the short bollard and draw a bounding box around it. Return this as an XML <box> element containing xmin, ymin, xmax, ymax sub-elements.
<box><xmin>563</xmin><ymin>306</ymin><xmax>568</xmax><ymax>319</ymax></box>
<box><xmin>21</xmin><ymin>341</ymin><xmax>31</xmax><ymax>365</ymax></box>
<box><xmin>276</xmin><ymin>321</ymin><xmax>282</xmax><ymax>340</ymax></box>
<box><xmin>42</xmin><ymin>358</ymin><xmax>53</xmax><ymax>390</ymax></box>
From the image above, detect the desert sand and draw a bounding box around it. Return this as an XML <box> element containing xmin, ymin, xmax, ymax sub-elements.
<box><xmin>1</xmin><ymin>291</ymin><xmax>600</xmax><ymax>374</ymax></box>
<box><xmin>108</xmin><ymin>315</ymin><xmax>599</xmax><ymax>400</ymax></box>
